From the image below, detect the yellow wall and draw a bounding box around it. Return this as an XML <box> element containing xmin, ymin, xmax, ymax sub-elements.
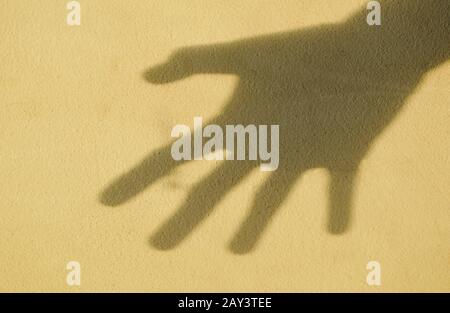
<box><xmin>0</xmin><ymin>0</ymin><xmax>449</xmax><ymax>291</ymax></box>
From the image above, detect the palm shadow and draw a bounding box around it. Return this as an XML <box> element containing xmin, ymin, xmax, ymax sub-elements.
<box><xmin>99</xmin><ymin>0</ymin><xmax>449</xmax><ymax>254</ymax></box>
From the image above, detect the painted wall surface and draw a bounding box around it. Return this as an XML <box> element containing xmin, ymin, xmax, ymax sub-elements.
<box><xmin>0</xmin><ymin>0</ymin><xmax>449</xmax><ymax>291</ymax></box>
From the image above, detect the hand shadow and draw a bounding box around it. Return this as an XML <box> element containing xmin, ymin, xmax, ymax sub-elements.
<box><xmin>99</xmin><ymin>0</ymin><xmax>449</xmax><ymax>254</ymax></box>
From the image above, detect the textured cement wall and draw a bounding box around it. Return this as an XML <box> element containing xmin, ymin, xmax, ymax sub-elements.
<box><xmin>0</xmin><ymin>0</ymin><xmax>449</xmax><ymax>291</ymax></box>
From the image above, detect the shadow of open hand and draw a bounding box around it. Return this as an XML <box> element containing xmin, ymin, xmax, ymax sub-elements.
<box><xmin>99</xmin><ymin>0</ymin><xmax>449</xmax><ymax>254</ymax></box>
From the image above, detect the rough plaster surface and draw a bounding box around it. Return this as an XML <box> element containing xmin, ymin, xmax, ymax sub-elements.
<box><xmin>0</xmin><ymin>0</ymin><xmax>449</xmax><ymax>291</ymax></box>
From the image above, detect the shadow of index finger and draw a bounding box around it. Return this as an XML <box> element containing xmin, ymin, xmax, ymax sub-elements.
<box><xmin>99</xmin><ymin>145</ymin><xmax>178</xmax><ymax>207</ymax></box>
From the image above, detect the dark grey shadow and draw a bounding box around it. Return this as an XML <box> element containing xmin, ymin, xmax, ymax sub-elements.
<box><xmin>99</xmin><ymin>0</ymin><xmax>450</xmax><ymax>254</ymax></box>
